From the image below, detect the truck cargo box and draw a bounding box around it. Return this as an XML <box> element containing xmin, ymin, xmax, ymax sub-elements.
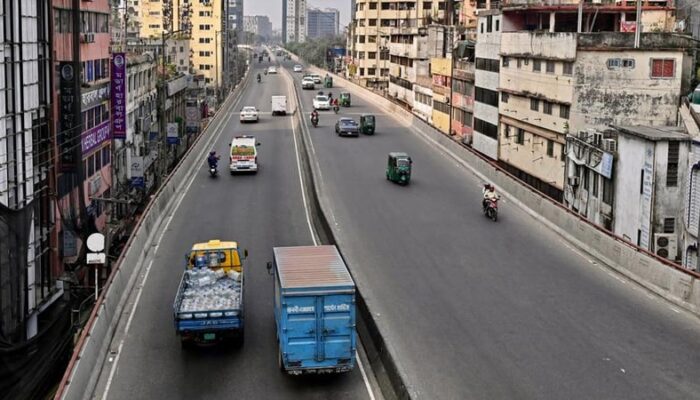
<box><xmin>271</xmin><ymin>245</ymin><xmax>356</xmax><ymax>374</ymax></box>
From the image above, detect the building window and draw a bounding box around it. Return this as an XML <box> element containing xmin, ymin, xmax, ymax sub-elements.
<box><xmin>474</xmin><ymin>118</ymin><xmax>497</xmax><ymax>139</ymax></box>
<box><xmin>622</xmin><ymin>59</ymin><xmax>635</xmax><ymax>68</ymax></box>
<box><xmin>560</xmin><ymin>104</ymin><xmax>570</xmax><ymax>119</ymax></box>
<box><xmin>455</xmin><ymin>109</ymin><xmax>473</xmax><ymax>127</ymax></box>
<box><xmin>530</xmin><ymin>98</ymin><xmax>539</xmax><ymax>111</ymax></box>
<box><xmin>502</xmin><ymin>57</ymin><xmax>509</xmax><ymax>67</ymax></box>
<box><xmin>667</xmin><ymin>141</ymin><xmax>679</xmax><ymax>187</ymax></box>
<box><xmin>583</xmin><ymin>168</ymin><xmax>590</xmax><ymax>190</ymax></box>
<box><xmin>476</xmin><ymin>58</ymin><xmax>500</xmax><ymax>72</ymax></box>
<box><xmin>546</xmin><ymin>140</ymin><xmax>554</xmax><ymax>157</ymax></box>
<box><xmin>651</xmin><ymin>59</ymin><xmax>675</xmax><ymax>78</ymax></box>
<box><xmin>592</xmin><ymin>173</ymin><xmax>599</xmax><ymax>197</ymax></box>
<box><xmin>486</xmin><ymin>15</ymin><xmax>493</xmax><ymax>32</ymax></box>
<box><xmin>563</xmin><ymin>62</ymin><xmax>573</xmax><ymax>75</ymax></box>
<box><xmin>533</xmin><ymin>60</ymin><xmax>541</xmax><ymax>72</ymax></box>
<box><xmin>663</xmin><ymin>217</ymin><xmax>675</xmax><ymax>233</ymax></box>
<box><xmin>433</xmin><ymin>100</ymin><xmax>451</xmax><ymax>114</ymax></box>
<box><xmin>543</xmin><ymin>101</ymin><xmax>552</xmax><ymax>115</ymax></box>
<box><xmin>359</xmin><ymin>67</ymin><xmax>365</xmax><ymax>76</ymax></box>
<box><xmin>480</xmin><ymin>23</ymin><xmax>484</xmax><ymax>34</ymax></box>
<box><xmin>561</xmin><ymin>143</ymin><xmax>566</xmax><ymax>161</ymax></box>
<box><xmin>369</xmin><ymin>2</ymin><xmax>377</xmax><ymax>9</ymax></box>
<box><xmin>475</xmin><ymin>87</ymin><xmax>498</xmax><ymax>107</ymax></box>
<box><xmin>607</xmin><ymin>58</ymin><xmax>621</xmax><ymax>69</ymax></box>
<box><xmin>516</xmin><ymin>128</ymin><xmax>525</xmax><ymax>144</ymax></box>
<box><xmin>501</xmin><ymin>92</ymin><xmax>508</xmax><ymax>103</ymax></box>
<box><xmin>546</xmin><ymin>61</ymin><xmax>555</xmax><ymax>73</ymax></box>
<box><xmin>368</xmin><ymin>68</ymin><xmax>376</xmax><ymax>76</ymax></box>
<box><xmin>368</xmin><ymin>51</ymin><xmax>377</xmax><ymax>59</ymax></box>
<box><xmin>495</xmin><ymin>19</ymin><xmax>500</xmax><ymax>31</ymax></box>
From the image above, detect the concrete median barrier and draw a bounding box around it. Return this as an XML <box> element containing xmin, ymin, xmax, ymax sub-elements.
<box><xmin>297</xmin><ymin>59</ymin><xmax>700</xmax><ymax>319</ymax></box>
<box><xmin>55</xmin><ymin>68</ymin><xmax>251</xmax><ymax>400</ymax></box>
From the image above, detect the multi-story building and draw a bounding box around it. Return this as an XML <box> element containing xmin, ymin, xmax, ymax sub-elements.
<box><xmin>498</xmin><ymin>0</ymin><xmax>688</xmax><ymax>202</ymax></box>
<box><xmin>283</xmin><ymin>0</ymin><xmax>307</xmax><ymax>43</ymax></box>
<box><xmin>1</xmin><ymin>0</ymin><xmax>54</xmax><ymax>350</ymax></box>
<box><xmin>167</xmin><ymin>38</ymin><xmax>192</xmax><ymax>75</ymax></box>
<box><xmin>680</xmin><ymin>100</ymin><xmax>700</xmax><ymax>270</ymax></box>
<box><xmin>451</xmin><ymin>41</ymin><xmax>476</xmax><ymax>142</ymax></box>
<box><xmin>412</xmin><ymin>25</ymin><xmax>449</xmax><ymax>122</ymax></box>
<box><xmin>431</xmin><ymin>57</ymin><xmax>453</xmax><ymax>134</ymax></box>
<box><xmin>307</xmin><ymin>7</ymin><xmax>340</xmax><ymax>39</ymax></box>
<box><xmin>244</xmin><ymin>15</ymin><xmax>273</xmax><ymax>39</ymax></box>
<box><xmin>472</xmin><ymin>9</ymin><xmax>501</xmax><ymax>159</ymax></box>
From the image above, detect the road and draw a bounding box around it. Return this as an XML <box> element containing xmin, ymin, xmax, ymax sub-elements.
<box><xmin>288</xmin><ymin>61</ymin><xmax>700</xmax><ymax>400</ymax></box>
<box><xmin>92</xmin><ymin>60</ymin><xmax>372</xmax><ymax>400</ymax></box>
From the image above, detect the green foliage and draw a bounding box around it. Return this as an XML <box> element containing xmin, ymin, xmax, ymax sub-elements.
<box><xmin>285</xmin><ymin>36</ymin><xmax>345</xmax><ymax>67</ymax></box>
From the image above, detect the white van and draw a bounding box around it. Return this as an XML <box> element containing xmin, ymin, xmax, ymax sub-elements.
<box><xmin>229</xmin><ymin>136</ymin><xmax>260</xmax><ymax>173</ymax></box>
<box><xmin>271</xmin><ymin>95</ymin><xmax>287</xmax><ymax>116</ymax></box>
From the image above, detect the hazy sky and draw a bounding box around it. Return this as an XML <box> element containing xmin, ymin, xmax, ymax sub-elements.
<box><xmin>244</xmin><ymin>0</ymin><xmax>351</xmax><ymax>30</ymax></box>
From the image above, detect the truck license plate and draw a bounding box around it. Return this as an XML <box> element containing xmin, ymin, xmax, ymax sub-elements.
<box><xmin>204</xmin><ymin>333</ymin><xmax>216</xmax><ymax>341</ymax></box>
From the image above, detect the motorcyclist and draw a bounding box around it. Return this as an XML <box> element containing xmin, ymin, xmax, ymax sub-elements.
<box><xmin>482</xmin><ymin>184</ymin><xmax>500</xmax><ymax>210</ymax></box>
<box><xmin>327</xmin><ymin>92</ymin><xmax>333</xmax><ymax>101</ymax></box>
<box><xmin>310</xmin><ymin>109</ymin><xmax>319</xmax><ymax>124</ymax></box>
<box><xmin>207</xmin><ymin>151</ymin><xmax>220</xmax><ymax>169</ymax></box>
<box><xmin>257</xmin><ymin>73</ymin><xmax>261</xmax><ymax>82</ymax></box>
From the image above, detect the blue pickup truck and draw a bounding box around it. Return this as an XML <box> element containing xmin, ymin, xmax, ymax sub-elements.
<box><xmin>173</xmin><ymin>240</ymin><xmax>246</xmax><ymax>347</ymax></box>
<box><xmin>269</xmin><ymin>245</ymin><xmax>357</xmax><ymax>374</ymax></box>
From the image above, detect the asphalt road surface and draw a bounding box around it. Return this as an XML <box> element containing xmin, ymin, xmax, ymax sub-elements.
<box><xmin>288</xmin><ymin>61</ymin><xmax>700</xmax><ymax>400</ymax></box>
<box><xmin>92</xmin><ymin>60</ymin><xmax>372</xmax><ymax>400</ymax></box>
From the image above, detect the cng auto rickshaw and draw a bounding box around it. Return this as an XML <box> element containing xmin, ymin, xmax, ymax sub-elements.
<box><xmin>386</xmin><ymin>152</ymin><xmax>412</xmax><ymax>185</ymax></box>
<box><xmin>324</xmin><ymin>75</ymin><xmax>333</xmax><ymax>88</ymax></box>
<box><xmin>340</xmin><ymin>92</ymin><xmax>351</xmax><ymax>107</ymax></box>
<box><xmin>360</xmin><ymin>114</ymin><xmax>375</xmax><ymax>135</ymax></box>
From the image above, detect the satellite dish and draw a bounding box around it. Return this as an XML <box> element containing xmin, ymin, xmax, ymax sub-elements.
<box><xmin>87</xmin><ymin>233</ymin><xmax>106</xmax><ymax>252</ymax></box>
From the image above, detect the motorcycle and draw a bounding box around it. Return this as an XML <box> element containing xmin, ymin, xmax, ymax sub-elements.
<box><xmin>483</xmin><ymin>198</ymin><xmax>499</xmax><ymax>221</ymax></box>
<box><xmin>208</xmin><ymin>162</ymin><xmax>219</xmax><ymax>178</ymax></box>
<box><xmin>311</xmin><ymin>115</ymin><xmax>319</xmax><ymax>128</ymax></box>
<box><xmin>257</xmin><ymin>76</ymin><xmax>261</xmax><ymax>83</ymax></box>
<box><xmin>333</xmin><ymin>104</ymin><xmax>339</xmax><ymax>114</ymax></box>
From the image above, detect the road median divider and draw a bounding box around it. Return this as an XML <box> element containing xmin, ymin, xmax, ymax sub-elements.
<box><xmin>55</xmin><ymin>66</ymin><xmax>251</xmax><ymax>400</ymax></box>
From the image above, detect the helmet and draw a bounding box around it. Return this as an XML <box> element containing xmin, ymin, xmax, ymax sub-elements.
<box><xmin>488</xmin><ymin>184</ymin><xmax>494</xmax><ymax>191</ymax></box>
<box><xmin>210</xmin><ymin>151</ymin><xmax>216</xmax><ymax>156</ymax></box>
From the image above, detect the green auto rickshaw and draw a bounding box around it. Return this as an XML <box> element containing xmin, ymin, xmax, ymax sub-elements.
<box><xmin>340</xmin><ymin>92</ymin><xmax>351</xmax><ymax>107</ymax></box>
<box><xmin>360</xmin><ymin>114</ymin><xmax>375</xmax><ymax>135</ymax></box>
<box><xmin>324</xmin><ymin>75</ymin><xmax>333</xmax><ymax>88</ymax></box>
<box><xmin>386</xmin><ymin>152</ymin><xmax>412</xmax><ymax>185</ymax></box>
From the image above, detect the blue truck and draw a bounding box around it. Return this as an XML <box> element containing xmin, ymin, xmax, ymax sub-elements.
<box><xmin>173</xmin><ymin>240</ymin><xmax>246</xmax><ymax>347</ymax></box>
<box><xmin>268</xmin><ymin>245</ymin><xmax>357</xmax><ymax>374</ymax></box>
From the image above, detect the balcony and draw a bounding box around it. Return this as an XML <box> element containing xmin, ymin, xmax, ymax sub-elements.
<box><xmin>453</xmin><ymin>60</ymin><xmax>475</xmax><ymax>81</ymax></box>
<box><xmin>432</xmin><ymin>84</ymin><xmax>449</xmax><ymax>96</ymax></box>
<box><xmin>388</xmin><ymin>42</ymin><xmax>418</xmax><ymax>59</ymax></box>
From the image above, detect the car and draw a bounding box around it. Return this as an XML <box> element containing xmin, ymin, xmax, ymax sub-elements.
<box><xmin>311</xmin><ymin>74</ymin><xmax>322</xmax><ymax>84</ymax></box>
<box><xmin>335</xmin><ymin>118</ymin><xmax>359</xmax><ymax>137</ymax></box>
<box><xmin>268</xmin><ymin>66</ymin><xmax>277</xmax><ymax>74</ymax></box>
<box><xmin>313</xmin><ymin>95</ymin><xmax>331</xmax><ymax>110</ymax></box>
<box><xmin>301</xmin><ymin>77</ymin><xmax>315</xmax><ymax>90</ymax></box>
<box><xmin>230</xmin><ymin>135</ymin><xmax>260</xmax><ymax>173</ymax></box>
<box><xmin>293</xmin><ymin>65</ymin><xmax>303</xmax><ymax>72</ymax></box>
<box><xmin>239</xmin><ymin>106</ymin><xmax>259</xmax><ymax>122</ymax></box>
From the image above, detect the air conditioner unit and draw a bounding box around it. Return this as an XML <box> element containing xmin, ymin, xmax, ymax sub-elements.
<box><xmin>603</xmin><ymin>138</ymin><xmax>617</xmax><ymax>153</ymax></box>
<box><xmin>654</xmin><ymin>233</ymin><xmax>678</xmax><ymax>260</ymax></box>
<box><xmin>568</xmin><ymin>176</ymin><xmax>580</xmax><ymax>186</ymax></box>
<box><xmin>577</xmin><ymin>130</ymin><xmax>587</xmax><ymax>140</ymax></box>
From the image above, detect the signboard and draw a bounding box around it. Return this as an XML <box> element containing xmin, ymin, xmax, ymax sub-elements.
<box><xmin>166</xmin><ymin>122</ymin><xmax>180</xmax><ymax>145</ymax></box>
<box><xmin>87</xmin><ymin>253</ymin><xmax>106</xmax><ymax>264</ymax></box>
<box><xmin>63</xmin><ymin>229</ymin><xmax>77</xmax><ymax>258</ymax></box>
<box><xmin>186</xmin><ymin>105</ymin><xmax>201</xmax><ymax>134</ymax></box>
<box><xmin>82</xmin><ymin>82</ymin><xmax>110</xmax><ymax>109</ymax></box>
<box><xmin>59</xmin><ymin>62</ymin><xmax>78</xmax><ymax>171</ymax></box>
<box><xmin>81</xmin><ymin>121</ymin><xmax>111</xmax><ymax>155</ymax></box>
<box><xmin>111</xmin><ymin>53</ymin><xmax>127</xmax><ymax>139</ymax></box>
<box><xmin>130</xmin><ymin>156</ymin><xmax>145</xmax><ymax>188</ymax></box>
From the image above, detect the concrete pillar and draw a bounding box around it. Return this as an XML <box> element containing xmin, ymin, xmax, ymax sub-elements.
<box><xmin>550</xmin><ymin>12</ymin><xmax>556</xmax><ymax>33</ymax></box>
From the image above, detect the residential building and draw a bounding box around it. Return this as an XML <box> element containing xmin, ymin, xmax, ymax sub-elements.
<box><xmin>167</xmin><ymin>38</ymin><xmax>192</xmax><ymax>75</ymax></box>
<box><xmin>498</xmin><ymin>0</ymin><xmax>690</xmax><ymax>202</ymax></box>
<box><xmin>566</xmin><ymin>126</ymin><xmax>688</xmax><ymax>262</ymax></box>
<box><xmin>307</xmin><ymin>7</ymin><xmax>340</xmax><ymax>39</ymax></box>
<box><xmin>2</xmin><ymin>0</ymin><xmax>54</xmax><ymax>348</ymax></box>
<box><xmin>244</xmin><ymin>15</ymin><xmax>274</xmax><ymax>39</ymax></box>
<box><xmin>679</xmin><ymin>99</ymin><xmax>700</xmax><ymax>270</ymax></box>
<box><xmin>451</xmin><ymin>41</ymin><xmax>476</xmax><ymax>142</ymax></box>
<box><xmin>227</xmin><ymin>0</ymin><xmax>244</xmax><ymax>33</ymax></box>
<box><xmin>431</xmin><ymin>57</ymin><xmax>453</xmax><ymax>134</ymax></box>
<box><xmin>412</xmin><ymin>25</ymin><xmax>449</xmax><ymax>122</ymax></box>
<box><xmin>472</xmin><ymin>10</ymin><xmax>501</xmax><ymax>159</ymax></box>
<box><xmin>138</xmin><ymin>0</ymin><xmax>165</xmax><ymax>38</ymax></box>
<box><xmin>283</xmin><ymin>0</ymin><xmax>307</xmax><ymax>43</ymax></box>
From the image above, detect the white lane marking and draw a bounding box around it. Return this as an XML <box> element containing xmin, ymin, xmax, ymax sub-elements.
<box><xmin>285</xmin><ymin>69</ymin><xmax>375</xmax><ymax>400</ymax></box>
<box><xmin>670</xmin><ymin>307</ymin><xmax>681</xmax><ymax>314</ymax></box>
<box><xmin>101</xmin><ymin>88</ymin><xmax>239</xmax><ymax>400</ymax></box>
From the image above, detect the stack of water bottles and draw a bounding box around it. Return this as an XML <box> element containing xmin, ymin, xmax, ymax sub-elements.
<box><xmin>180</xmin><ymin>268</ymin><xmax>241</xmax><ymax>313</ymax></box>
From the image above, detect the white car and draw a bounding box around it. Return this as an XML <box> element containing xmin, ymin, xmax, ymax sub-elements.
<box><xmin>268</xmin><ymin>66</ymin><xmax>277</xmax><ymax>74</ymax></box>
<box><xmin>230</xmin><ymin>135</ymin><xmax>260</xmax><ymax>173</ymax></box>
<box><xmin>313</xmin><ymin>95</ymin><xmax>331</xmax><ymax>110</ymax></box>
<box><xmin>239</xmin><ymin>106</ymin><xmax>259</xmax><ymax>122</ymax></box>
<box><xmin>301</xmin><ymin>77</ymin><xmax>315</xmax><ymax>90</ymax></box>
<box><xmin>293</xmin><ymin>65</ymin><xmax>303</xmax><ymax>72</ymax></box>
<box><xmin>311</xmin><ymin>74</ymin><xmax>322</xmax><ymax>84</ymax></box>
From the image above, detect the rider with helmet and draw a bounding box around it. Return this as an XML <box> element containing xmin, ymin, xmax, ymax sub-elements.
<box><xmin>207</xmin><ymin>151</ymin><xmax>220</xmax><ymax>169</ymax></box>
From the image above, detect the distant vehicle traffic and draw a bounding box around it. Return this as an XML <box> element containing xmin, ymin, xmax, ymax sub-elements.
<box><xmin>173</xmin><ymin>240</ymin><xmax>248</xmax><ymax>347</ymax></box>
<box><xmin>239</xmin><ymin>106</ymin><xmax>259</xmax><ymax>123</ymax></box>
<box><xmin>301</xmin><ymin>77</ymin><xmax>315</xmax><ymax>90</ymax></box>
<box><xmin>293</xmin><ymin>65</ymin><xmax>303</xmax><ymax>72</ymax></box>
<box><xmin>269</xmin><ymin>245</ymin><xmax>356</xmax><ymax>374</ymax></box>
<box><xmin>271</xmin><ymin>95</ymin><xmax>287</xmax><ymax>116</ymax></box>
<box><xmin>335</xmin><ymin>118</ymin><xmax>359</xmax><ymax>137</ymax></box>
<box><xmin>229</xmin><ymin>135</ymin><xmax>260</xmax><ymax>173</ymax></box>
<box><xmin>313</xmin><ymin>95</ymin><xmax>330</xmax><ymax>110</ymax></box>
<box><xmin>311</xmin><ymin>74</ymin><xmax>322</xmax><ymax>84</ymax></box>
<box><xmin>268</xmin><ymin>66</ymin><xmax>277</xmax><ymax>74</ymax></box>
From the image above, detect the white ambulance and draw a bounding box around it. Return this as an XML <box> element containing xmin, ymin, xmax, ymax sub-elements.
<box><xmin>229</xmin><ymin>135</ymin><xmax>260</xmax><ymax>173</ymax></box>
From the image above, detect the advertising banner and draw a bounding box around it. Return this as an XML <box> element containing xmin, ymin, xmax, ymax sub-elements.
<box><xmin>111</xmin><ymin>53</ymin><xmax>127</xmax><ymax>139</ymax></box>
<box><xmin>166</xmin><ymin>122</ymin><xmax>180</xmax><ymax>145</ymax></box>
<box><xmin>59</xmin><ymin>62</ymin><xmax>78</xmax><ymax>171</ymax></box>
<box><xmin>130</xmin><ymin>155</ymin><xmax>145</xmax><ymax>188</ymax></box>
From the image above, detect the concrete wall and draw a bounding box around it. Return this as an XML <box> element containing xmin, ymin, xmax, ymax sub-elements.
<box><xmin>570</xmin><ymin>50</ymin><xmax>687</xmax><ymax>134</ymax></box>
<box><xmin>500</xmin><ymin>31</ymin><xmax>577</xmax><ymax>60</ymax></box>
<box><xmin>614</xmin><ymin>135</ymin><xmax>652</xmax><ymax>246</ymax></box>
